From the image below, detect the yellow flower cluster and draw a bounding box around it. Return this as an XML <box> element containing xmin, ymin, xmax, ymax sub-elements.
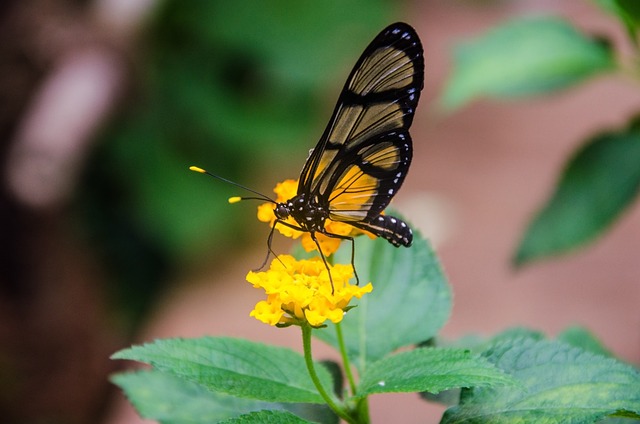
<box><xmin>247</xmin><ymin>255</ymin><xmax>372</xmax><ymax>327</ymax></box>
<box><xmin>256</xmin><ymin>179</ymin><xmax>371</xmax><ymax>256</ymax></box>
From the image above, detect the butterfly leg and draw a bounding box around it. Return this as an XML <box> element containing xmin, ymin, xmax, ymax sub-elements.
<box><xmin>308</xmin><ymin>231</ymin><xmax>337</xmax><ymax>294</ymax></box>
<box><xmin>264</xmin><ymin>221</ymin><xmax>339</xmax><ymax>293</ymax></box>
<box><xmin>260</xmin><ymin>220</ymin><xmax>361</xmax><ymax>292</ymax></box>
<box><xmin>318</xmin><ymin>231</ymin><xmax>360</xmax><ymax>286</ymax></box>
<box><xmin>255</xmin><ymin>220</ymin><xmax>285</xmax><ymax>272</ymax></box>
<box><xmin>345</xmin><ymin>235</ymin><xmax>360</xmax><ymax>286</ymax></box>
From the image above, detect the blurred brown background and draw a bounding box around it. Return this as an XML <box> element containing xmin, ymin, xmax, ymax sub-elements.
<box><xmin>0</xmin><ymin>1</ymin><xmax>638</xmax><ymax>423</ymax></box>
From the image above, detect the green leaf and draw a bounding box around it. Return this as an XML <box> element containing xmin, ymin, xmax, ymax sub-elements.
<box><xmin>596</xmin><ymin>0</ymin><xmax>640</xmax><ymax>47</ymax></box>
<box><xmin>486</xmin><ymin>327</ymin><xmax>546</xmax><ymax>347</ymax></box>
<box><xmin>220</xmin><ymin>410</ymin><xmax>313</xmax><ymax>424</ymax></box>
<box><xmin>357</xmin><ymin>347</ymin><xmax>516</xmax><ymax>397</ymax></box>
<box><xmin>442</xmin><ymin>337</ymin><xmax>640</xmax><ymax>423</ymax></box>
<box><xmin>615</xmin><ymin>0</ymin><xmax>640</xmax><ymax>46</ymax></box>
<box><xmin>616</xmin><ymin>0</ymin><xmax>640</xmax><ymax>24</ymax></box>
<box><xmin>431</xmin><ymin>327</ymin><xmax>545</xmax><ymax>355</ymax></box>
<box><xmin>596</xmin><ymin>0</ymin><xmax>640</xmax><ymax>45</ymax></box>
<box><xmin>592</xmin><ymin>0</ymin><xmax>624</xmax><ymax>17</ymax></box>
<box><xmin>113</xmin><ymin>370</ymin><xmax>336</xmax><ymax>424</ymax></box>
<box><xmin>514</xmin><ymin>120</ymin><xmax>640</xmax><ymax>265</ymax></box>
<box><xmin>557</xmin><ymin>326</ymin><xmax>615</xmax><ymax>358</ymax></box>
<box><xmin>314</xmin><ymin>230</ymin><xmax>452</xmax><ymax>371</ymax></box>
<box><xmin>111</xmin><ymin>370</ymin><xmax>275</xmax><ymax>423</ymax></box>
<box><xmin>441</xmin><ymin>16</ymin><xmax>615</xmax><ymax>110</ymax></box>
<box><xmin>112</xmin><ymin>337</ymin><xmax>334</xmax><ymax>404</ymax></box>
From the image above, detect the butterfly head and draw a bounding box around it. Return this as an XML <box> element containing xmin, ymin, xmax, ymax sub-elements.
<box><xmin>274</xmin><ymin>202</ymin><xmax>292</xmax><ymax>220</ymax></box>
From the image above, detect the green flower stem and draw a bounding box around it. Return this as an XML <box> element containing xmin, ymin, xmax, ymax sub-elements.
<box><xmin>336</xmin><ymin>322</ymin><xmax>371</xmax><ymax>423</ymax></box>
<box><xmin>301</xmin><ymin>323</ymin><xmax>355</xmax><ymax>424</ymax></box>
<box><xmin>357</xmin><ymin>396</ymin><xmax>371</xmax><ymax>424</ymax></box>
<box><xmin>335</xmin><ymin>321</ymin><xmax>358</xmax><ymax>396</ymax></box>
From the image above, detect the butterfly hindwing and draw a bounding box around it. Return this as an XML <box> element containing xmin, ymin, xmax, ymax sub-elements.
<box><xmin>326</xmin><ymin>129</ymin><xmax>412</xmax><ymax>222</ymax></box>
<box><xmin>298</xmin><ymin>23</ymin><xmax>423</xmax><ymax>233</ymax></box>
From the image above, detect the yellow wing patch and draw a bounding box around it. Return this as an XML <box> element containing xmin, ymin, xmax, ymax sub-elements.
<box><xmin>328</xmin><ymin>165</ymin><xmax>379</xmax><ymax>221</ymax></box>
<box><xmin>360</xmin><ymin>142</ymin><xmax>400</xmax><ymax>170</ymax></box>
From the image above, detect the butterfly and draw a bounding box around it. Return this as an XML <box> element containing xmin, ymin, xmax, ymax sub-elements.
<box><xmin>192</xmin><ymin>22</ymin><xmax>424</xmax><ymax>285</ymax></box>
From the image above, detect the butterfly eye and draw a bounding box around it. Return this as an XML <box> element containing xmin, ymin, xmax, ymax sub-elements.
<box><xmin>274</xmin><ymin>204</ymin><xmax>290</xmax><ymax>220</ymax></box>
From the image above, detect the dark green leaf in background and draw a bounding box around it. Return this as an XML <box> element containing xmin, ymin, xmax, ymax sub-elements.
<box><xmin>514</xmin><ymin>119</ymin><xmax>640</xmax><ymax>266</ymax></box>
<box><xmin>616</xmin><ymin>0</ymin><xmax>640</xmax><ymax>25</ymax></box>
<box><xmin>313</xmin><ymin>230</ymin><xmax>452</xmax><ymax>372</ymax></box>
<box><xmin>615</xmin><ymin>0</ymin><xmax>640</xmax><ymax>47</ymax></box>
<box><xmin>441</xmin><ymin>16</ymin><xmax>615</xmax><ymax>110</ymax></box>
<box><xmin>595</xmin><ymin>0</ymin><xmax>640</xmax><ymax>46</ymax></box>
<box><xmin>442</xmin><ymin>337</ymin><xmax>640</xmax><ymax>423</ymax></box>
<box><xmin>112</xmin><ymin>337</ymin><xmax>335</xmax><ymax>404</ymax></box>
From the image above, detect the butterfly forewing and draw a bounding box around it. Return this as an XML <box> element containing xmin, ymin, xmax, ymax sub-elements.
<box><xmin>298</xmin><ymin>22</ymin><xmax>423</xmax><ymax>227</ymax></box>
<box><xmin>348</xmin><ymin>42</ymin><xmax>418</xmax><ymax>96</ymax></box>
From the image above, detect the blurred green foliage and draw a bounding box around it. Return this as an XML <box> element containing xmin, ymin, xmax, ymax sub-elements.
<box><xmin>440</xmin><ymin>6</ymin><xmax>640</xmax><ymax>267</ymax></box>
<box><xmin>595</xmin><ymin>0</ymin><xmax>640</xmax><ymax>47</ymax></box>
<box><xmin>441</xmin><ymin>16</ymin><xmax>614</xmax><ymax>110</ymax></box>
<box><xmin>514</xmin><ymin>118</ymin><xmax>640</xmax><ymax>265</ymax></box>
<box><xmin>77</xmin><ymin>0</ymin><xmax>396</xmax><ymax>319</ymax></box>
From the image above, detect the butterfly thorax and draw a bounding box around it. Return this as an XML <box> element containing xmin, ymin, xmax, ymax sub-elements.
<box><xmin>274</xmin><ymin>194</ymin><xmax>328</xmax><ymax>232</ymax></box>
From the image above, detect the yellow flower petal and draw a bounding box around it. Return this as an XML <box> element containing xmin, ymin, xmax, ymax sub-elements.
<box><xmin>246</xmin><ymin>255</ymin><xmax>371</xmax><ymax>327</ymax></box>
<box><xmin>249</xmin><ymin>300</ymin><xmax>284</xmax><ymax>326</ymax></box>
<box><xmin>273</xmin><ymin>179</ymin><xmax>298</xmax><ymax>202</ymax></box>
<box><xmin>257</xmin><ymin>203</ymin><xmax>275</xmax><ymax>223</ymax></box>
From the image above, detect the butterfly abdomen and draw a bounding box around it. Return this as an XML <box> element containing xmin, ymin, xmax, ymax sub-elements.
<box><xmin>357</xmin><ymin>214</ymin><xmax>413</xmax><ymax>247</ymax></box>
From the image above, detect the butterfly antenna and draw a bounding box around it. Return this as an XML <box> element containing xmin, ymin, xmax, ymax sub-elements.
<box><xmin>189</xmin><ymin>166</ymin><xmax>276</xmax><ymax>204</ymax></box>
